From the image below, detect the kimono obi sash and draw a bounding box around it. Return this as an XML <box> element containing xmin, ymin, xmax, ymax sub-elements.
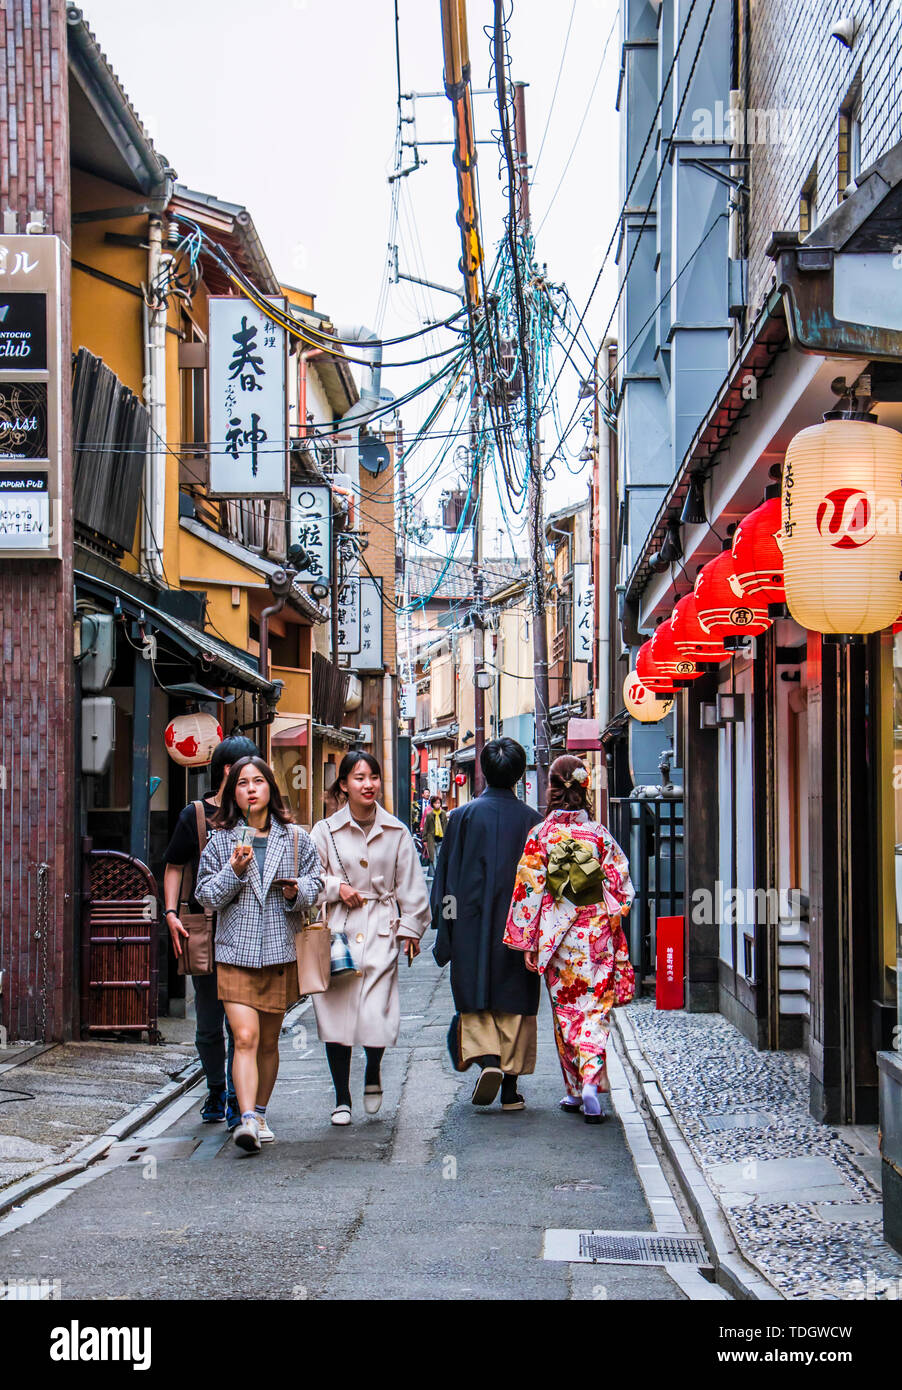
<box><xmin>546</xmin><ymin>837</ymin><xmax>608</xmax><ymax>908</ymax></box>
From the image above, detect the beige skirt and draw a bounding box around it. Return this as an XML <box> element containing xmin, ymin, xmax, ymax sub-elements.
<box><xmin>460</xmin><ymin>1011</ymin><xmax>538</xmax><ymax>1075</ymax></box>
<box><xmin>217</xmin><ymin>961</ymin><xmax>300</xmax><ymax>1015</ymax></box>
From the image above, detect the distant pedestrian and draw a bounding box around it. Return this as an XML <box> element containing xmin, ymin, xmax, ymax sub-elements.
<box><xmin>423</xmin><ymin>794</ymin><xmax>448</xmax><ymax>868</ymax></box>
<box><xmin>504</xmin><ymin>755</ymin><xmax>635</xmax><ymax>1122</ymax></box>
<box><xmin>195</xmin><ymin>756</ymin><xmax>322</xmax><ymax>1154</ymax></box>
<box><xmin>310</xmin><ymin>752</ymin><xmax>431</xmax><ymax>1126</ymax></box>
<box><xmin>162</xmin><ymin>734</ymin><xmax>259</xmax><ymax>1129</ymax></box>
<box><xmin>432</xmin><ymin>738</ymin><xmax>542</xmax><ymax>1110</ymax></box>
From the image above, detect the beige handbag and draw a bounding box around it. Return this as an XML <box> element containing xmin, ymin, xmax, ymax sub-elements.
<box><xmin>292</xmin><ymin>827</ymin><xmax>331</xmax><ymax>995</ymax></box>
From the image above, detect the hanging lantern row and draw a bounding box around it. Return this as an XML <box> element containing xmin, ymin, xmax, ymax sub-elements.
<box><xmin>625</xmin><ymin>408</ymin><xmax>902</xmax><ymax>720</ymax></box>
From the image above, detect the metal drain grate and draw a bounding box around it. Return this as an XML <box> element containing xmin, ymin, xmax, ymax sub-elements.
<box><xmin>544</xmin><ymin>1228</ymin><xmax>708</xmax><ymax>1265</ymax></box>
<box><xmin>578</xmin><ymin>1232</ymin><xmax>708</xmax><ymax>1265</ymax></box>
<box><xmin>701</xmin><ymin>1111</ymin><xmax>772</xmax><ymax>1133</ymax></box>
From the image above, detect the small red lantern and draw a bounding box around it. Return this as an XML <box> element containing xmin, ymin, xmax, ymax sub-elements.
<box><xmin>454</xmin><ymin>772</ymin><xmax>467</xmax><ymax>786</ymax></box>
<box><xmin>669</xmin><ymin>593</ymin><xmax>728</xmax><ymax>663</ymax></box>
<box><xmin>650</xmin><ymin>621</ymin><xmax>701</xmax><ymax>683</ymax></box>
<box><xmin>731</xmin><ymin>494</ymin><xmax>785</xmax><ymax>602</ymax></box>
<box><xmin>164</xmin><ymin>712</ymin><xmax>223</xmax><ymax>766</ymax></box>
<box><xmin>695</xmin><ymin>549</ymin><xmax>772</xmax><ymax>638</ymax></box>
<box><xmin>636</xmin><ymin>639</ymin><xmax>677</xmax><ymax>692</ymax></box>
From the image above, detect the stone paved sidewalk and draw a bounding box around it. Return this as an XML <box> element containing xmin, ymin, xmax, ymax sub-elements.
<box><xmin>618</xmin><ymin>998</ymin><xmax>902</xmax><ymax>1300</ymax></box>
<box><xmin>0</xmin><ymin>1026</ymin><xmax>197</xmax><ymax>1199</ymax></box>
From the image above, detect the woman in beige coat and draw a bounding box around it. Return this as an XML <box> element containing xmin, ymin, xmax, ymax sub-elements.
<box><xmin>311</xmin><ymin>751</ymin><xmax>431</xmax><ymax>1125</ymax></box>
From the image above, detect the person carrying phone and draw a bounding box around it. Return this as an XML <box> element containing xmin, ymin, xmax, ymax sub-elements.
<box><xmin>162</xmin><ymin>735</ymin><xmax>259</xmax><ymax>1128</ymax></box>
<box><xmin>310</xmin><ymin>752</ymin><xmax>431</xmax><ymax>1126</ymax></box>
<box><xmin>195</xmin><ymin>756</ymin><xmax>322</xmax><ymax>1154</ymax></box>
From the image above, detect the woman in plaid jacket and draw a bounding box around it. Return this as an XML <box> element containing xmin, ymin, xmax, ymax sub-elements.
<box><xmin>196</xmin><ymin>756</ymin><xmax>322</xmax><ymax>1153</ymax></box>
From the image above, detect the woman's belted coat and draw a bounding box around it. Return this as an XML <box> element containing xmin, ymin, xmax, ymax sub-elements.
<box><xmin>310</xmin><ymin>802</ymin><xmax>431</xmax><ymax>1047</ymax></box>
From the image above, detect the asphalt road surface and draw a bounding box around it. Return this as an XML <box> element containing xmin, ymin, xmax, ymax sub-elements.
<box><xmin>0</xmin><ymin>947</ymin><xmax>687</xmax><ymax>1301</ymax></box>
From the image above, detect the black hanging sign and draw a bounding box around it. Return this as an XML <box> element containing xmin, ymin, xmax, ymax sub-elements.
<box><xmin>0</xmin><ymin>381</ymin><xmax>48</xmax><ymax>459</ymax></box>
<box><xmin>0</xmin><ymin>293</ymin><xmax>47</xmax><ymax>370</ymax></box>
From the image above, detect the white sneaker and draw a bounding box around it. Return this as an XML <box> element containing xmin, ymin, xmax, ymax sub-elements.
<box><xmin>233</xmin><ymin>1115</ymin><xmax>261</xmax><ymax>1152</ymax></box>
<box><xmin>331</xmin><ymin>1104</ymin><xmax>352</xmax><ymax>1126</ymax></box>
<box><xmin>256</xmin><ymin>1116</ymin><xmax>275</xmax><ymax>1143</ymax></box>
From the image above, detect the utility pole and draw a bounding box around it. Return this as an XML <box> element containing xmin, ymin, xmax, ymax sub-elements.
<box><xmin>512</xmin><ymin>79</ymin><xmax>551</xmax><ymax>811</ymax></box>
<box><xmin>471</xmin><ymin>387</ymin><xmax>486</xmax><ymax>794</ymax></box>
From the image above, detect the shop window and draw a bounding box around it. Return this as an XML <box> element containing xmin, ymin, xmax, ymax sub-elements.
<box><xmin>838</xmin><ymin>80</ymin><xmax>862</xmax><ymax>200</ymax></box>
<box><xmin>799</xmin><ymin>166</ymin><xmax>817</xmax><ymax>237</ymax></box>
<box><xmin>269</xmin><ymin>625</ymin><xmax>300</xmax><ymax>668</ymax></box>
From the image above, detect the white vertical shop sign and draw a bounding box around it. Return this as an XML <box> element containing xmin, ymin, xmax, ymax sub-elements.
<box><xmin>337</xmin><ymin>577</ymin><xmax>361</xmax><ymax>655</ymax></box>
<box><xmin>356</xmin><ymin>577</ymin><xmax>383</xmax><ymax>670</ymax></box>
<box><xmin>572</xmin><ymin>562</ymin><xmax>593</xmax><ymax>662</ymax></box>
<box><xmin>289</xmin><ymin>484</ymin><xmax>331</xmax><ymax>582</ymax></box>
<box><xmin>208</xmin><ymin>296</ymin><xmax>286</xmax><ymax>496</ymax></box>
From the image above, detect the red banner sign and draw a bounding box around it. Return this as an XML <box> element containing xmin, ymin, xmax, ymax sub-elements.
<box><xmin>656</xmin><ymin>915</ymin><xmax>684</xmax><ymax>1010</ymax></box>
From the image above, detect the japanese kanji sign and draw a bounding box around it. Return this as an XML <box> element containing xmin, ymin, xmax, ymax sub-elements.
<box><xmin>356</xmin><ymin>576</ymin><xmax>383</xmax><ymax>671</ymax></box>
<box><xmin>572</xmin><ymin>563</ymin><xmax>593</xmax><ymax>663</ymax></box>
<box><xmin>335</xmin><ymin>576</ymin><xmax>383</xmax><ymax>669</ymax></box>
<box><xmin>336</xmin><ymin>577</ymin><xmax>361</xmax><ymax>655</ymax></box>
<box><xmin>289</xmin><ymin>484</ymin><xmax>332</xmax><ymax>583</ymax></box>
<box><xmin>208</xmin><ymin>296</ymin><xmax>287</xmax><ymax>496</ymax></box>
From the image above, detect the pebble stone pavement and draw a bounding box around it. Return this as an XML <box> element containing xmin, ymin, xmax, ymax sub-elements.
<box><xmin>624</xmin><ymin>998</ymin><xmax>902</xmax><ymax>1299</ymax></box>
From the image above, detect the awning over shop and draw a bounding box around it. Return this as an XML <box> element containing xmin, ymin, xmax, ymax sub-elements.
<box><xmin>75</xmin><ymin>570</ymin><xmax>280</xmax><ymax>698</ymax></box>
<box><xmin>451</xmin><ymin>746</ymin><xmax>475</xmax><ymax>765</ymax></box>
<box><xmin>271</xmin><ymin>717</ymin><xmax>309</xmax><ymax>748</ymax></box>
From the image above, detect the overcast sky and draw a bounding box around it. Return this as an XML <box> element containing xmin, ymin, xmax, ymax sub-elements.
<box><xmin>82</xmin><ymin>0</ymin><xmax>620</xmax><ymax>558</ymax></box>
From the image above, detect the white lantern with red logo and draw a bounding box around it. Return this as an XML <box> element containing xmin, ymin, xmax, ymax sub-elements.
<box><xmin>164</xmin><ymin>712</ymin><xmax>223</xmax><ymax>766</ymax></box>
<box><xmin>623</xmin><ymin>669</ymin><xmax>674</xmax><ymax>722</ymax></box>
<box><xmin>782</xmin><ymin>412</ymin><xmax>902</xmax><ymax>634</ymax></box>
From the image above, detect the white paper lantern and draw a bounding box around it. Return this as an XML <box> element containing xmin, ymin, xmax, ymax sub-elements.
<box><xmin>623</xmin><ymin>669</ymin><xmax>673</xmax><ymax>722</ymax></box>
<box><xmin>164</xmin><ymin>712</ymin><xmax>223</xmax><ymax>766</ymax></box>
<box><xmin>782</xmin><ymin>416</ymin><xmax>902</xmax><ymax>634</ymax></box>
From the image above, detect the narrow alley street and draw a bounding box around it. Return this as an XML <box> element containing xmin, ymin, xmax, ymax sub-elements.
<box><xmin>0</xmin><ymin>954</ymin><xmax>694</xmax><ymax>1301</ymax></box>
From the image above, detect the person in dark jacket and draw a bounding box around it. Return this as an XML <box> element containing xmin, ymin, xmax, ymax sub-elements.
<box><xmin>432</xmin><ymin>738</ymin><xmax>542</xmax><ymax>1110</ymax></box>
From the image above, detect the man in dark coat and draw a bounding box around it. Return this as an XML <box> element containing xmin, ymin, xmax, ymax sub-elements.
<box><xmin>432</xmin><ymin>738</ymin><xmax>542</xmax><ymax>1109</ymax></box>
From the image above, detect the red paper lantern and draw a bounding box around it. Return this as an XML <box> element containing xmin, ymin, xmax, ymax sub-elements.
<box><xmin>650</xmin><ymin>621</ymin><xmax>701</xmax><ymax>682</ymax></box>
<box><xmin>668</xmin><ymin>593</ymin><xmax>728</xmax><ymax>662</ymax></box>
<box><xmin>164</xmin><ymin>712</ymin><xmax>223</xmax><ymax>766</ymax></box>
<box><xmin>454</xmin><ymin>772</ymin><xmax>467</xmax><ymax>786</ymax></box>
<box><xmin>695</xmin><ymin>550</ymin><xmax>772</xmax><ymax>638</ymax></box>
<box><xmin>636</xmin><ymin>639</ymin><xmax>677</xmax><ymax>692</ymax></box>
<box><xmin>731</xmin><ymin>495</ymin><xmax>785</xmax><ymax>602</ymax></box>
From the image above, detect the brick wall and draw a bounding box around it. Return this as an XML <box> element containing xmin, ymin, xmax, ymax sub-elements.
<box><xmin>357</xmin><ymin>442</ymin><xmax>396</xmax><ymax>674</ymax></box>
<box><xmin>747</xmin><ymin>0</ymin><xmax>902</xmax><ymax>313</ymax></box>
<box><xmin>0</xmin><ymin>1</ymin><xmax>74</xmax><ymax>1040</ymax></box>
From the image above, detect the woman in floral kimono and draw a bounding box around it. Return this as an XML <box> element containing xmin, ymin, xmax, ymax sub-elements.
<box><xmin>504</xmin><ymin>754</ymin><xmax>635</xmax><ymax>1123</ymax></box>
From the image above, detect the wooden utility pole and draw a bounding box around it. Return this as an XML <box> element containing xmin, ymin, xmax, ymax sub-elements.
<box><xmin>512</xmin><ymin>79</ymin><xmax>551</xmax><ymax>811</ymax></box>
<box><xmin>471</xmin><ymin>389</ymin><xmax>486</xmax><ymax>793</ymax></box>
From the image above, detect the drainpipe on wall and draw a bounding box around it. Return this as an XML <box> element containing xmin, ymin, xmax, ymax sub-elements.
<box><xmin>596</xmin><ymin>376</ymin><xmax>612</xmax><ymax>732</ymax></box>
<box><xmin>141</xmin><ymin>215</ymin><xmax>167</xmax><ymax>585</ymax></box>
<box><xmin>382</xmin><ymin>667</ymin><xmax>395</xmax><ymax>815</ymax></box>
